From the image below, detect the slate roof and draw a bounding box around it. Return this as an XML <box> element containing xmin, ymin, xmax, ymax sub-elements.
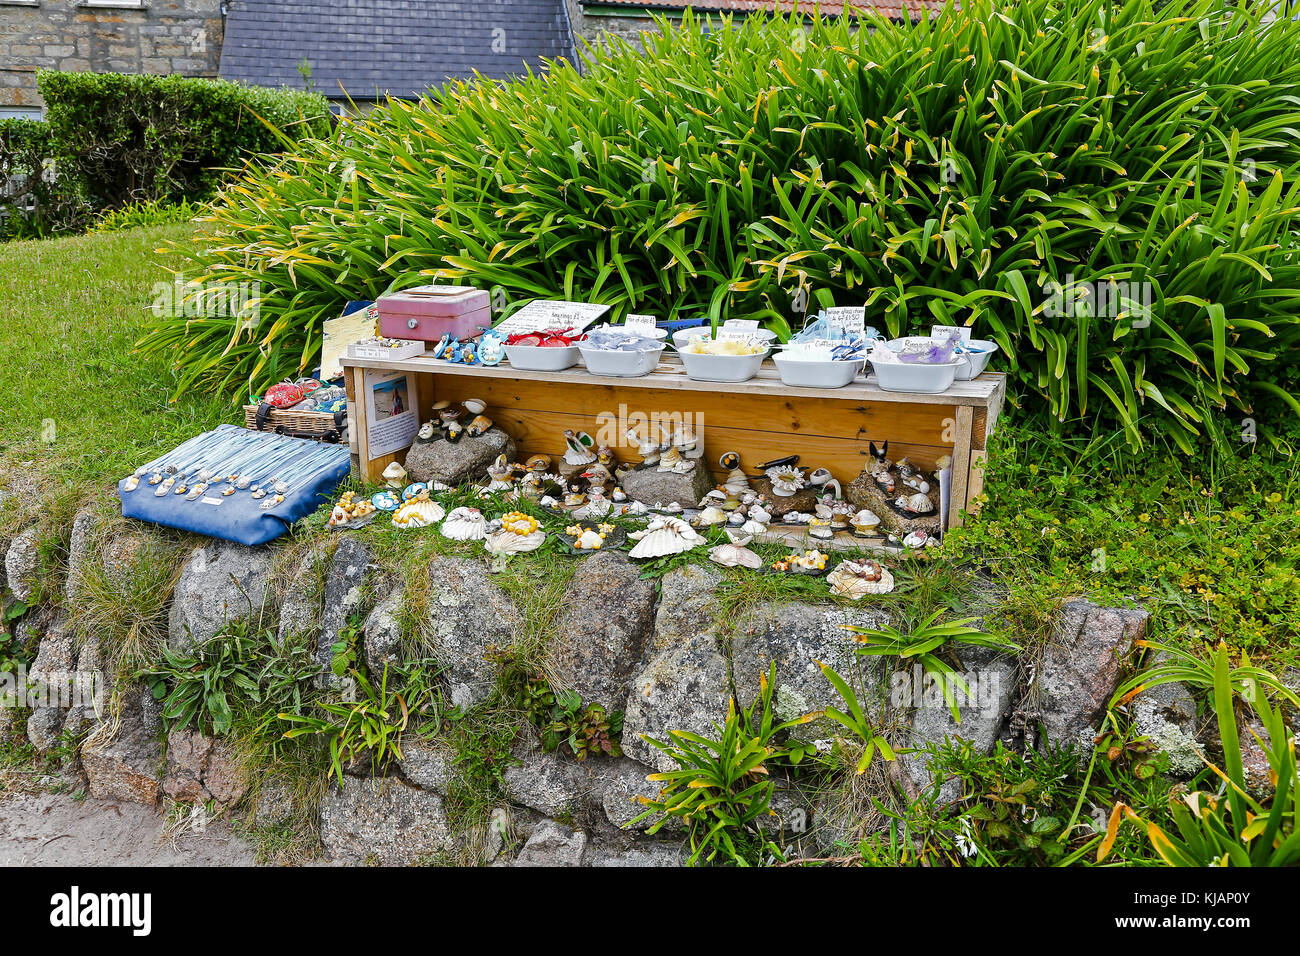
<box><xmin>219</xmin><ymin>0</ymin><xmax>576</xmax><ymax>100</ymax></box>
<box><xmin>581</xmin><ymin>0</ymin><xmax>948</xmax><ymax>18</ymax></box>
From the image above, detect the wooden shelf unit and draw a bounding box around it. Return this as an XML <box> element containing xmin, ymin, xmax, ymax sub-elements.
<box><xmin>341</xmin><ymin>354</ymin><xmax>1005</xmax><ymax>529</ymax></box>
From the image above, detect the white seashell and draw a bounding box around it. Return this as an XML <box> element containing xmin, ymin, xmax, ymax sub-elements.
<box><xmin>740</xmin><ymin>518</ymin><xmax>769</xmax><ymax>536</ymax></box>
<box><xmin>903</xmin><ymin>530</ymin><xmax>931</xmax><ymax>549</ymax></box>
<box><xmin>709</xmin><ymin>542</ymin><xmax>764</xmax><ymax>569</ymax></box>
<box><xmin>692</xmin><ymin>506</ymin><xmax>728</xmax><ymax>527</ymax></box>
<box><xmin>784</xmin><ymin>511</ymin><xmax>812</xmax><ymax>524</ymax></box>
<box><xmin>827</xmin><ymin>560</ymin><xmax>895</xmax><ymax>599</ymax></box>
<box><xmin>905</xmin><ymin>492</ymin><xmax>935</xmax><ymax>515</ymax></box>
<box><xmin>392</xmin><ymin>496</ymin><xmax>445</xmax><ymax>529</ymax></box>
<box><xmin>441</xmin><ymin>507</ymin><xmax>487</xmax><ymax>540</ymax></box>
<box><xmin>748</xmin><ymin>504</ymin><xmax>772</xmax><ymax>524</ymax></box>
<box><xmin>539</xmin><ymin>494</ymin><xmax>559</xmax><ymax>508</ymax></box>
<box><xmin>485</xmin><ymin>528</ymin><xmax>545</xmax><ymax>555</ymax></box>
<box><xmin>573</xmin><ymin>529</ymin><xmax>605</xmax><ymax>550</ymax></box>
<box><xmin>725</xmin><ymin>528</ymin><xmax>753</xmax><ymax>546</ymax></box>
<box><xmin>628</xmin><ymin>516</ymin><xmax>706</xmax><ymax>559</ymax></box>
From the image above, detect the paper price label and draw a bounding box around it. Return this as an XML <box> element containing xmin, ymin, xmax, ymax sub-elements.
<box><xmin>825</xmin><ymin>306</ymin><xmax>866</xmax><ymax>335</ymax></box>
<box><xmin>721</xmin><ymin>319</ymin><xmax>759</xmax><ymax>331</ymax></box>
<box><xmin>930</xmin><ymin>324</ymin><xmax>972</xmax><ymax>343</ymax></box>
<box><xmin>495</xmin><ymin>300</ymin><xmax>610</xmax><ymax>334</ymax></box>
<box><xmin>625</xmin><ymin>313</ymin><xmax>658</xmax><ymax>330</ymax></box>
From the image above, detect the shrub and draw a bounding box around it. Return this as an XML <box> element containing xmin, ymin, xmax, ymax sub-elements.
<box><xmin>147</xmin><ymin>0</ymin><xmax>1300</xmax><ymax>451</ymax></box>
<box><xmin>0</xmin><ymin>118</ymin><xmax>90</xmax><ymax>240</ymax></box>
<box><xmin>36</xmin><ymin>70</ymin><xmax>332</xmax><ymax>209</ymax></box>
<box><xmin>93</xmin><ymin>198</ymin><xmax>200</xmax><ymax>234</ymax></box>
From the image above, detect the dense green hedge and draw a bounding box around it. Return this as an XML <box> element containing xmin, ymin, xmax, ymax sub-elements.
<box><xmin>0</xmin><ymin>118</ymin><xmax>90</xmax><ymax>240</ymax></box>
<box><xmin>147</xmin><ymin>0</ymin><xmax>1300</xmax><ymax>450</ymax></box>
<box><xmin>36</xmin><ymin>71</ymin><xmax>333</xmax><ymax>209</ymax></box>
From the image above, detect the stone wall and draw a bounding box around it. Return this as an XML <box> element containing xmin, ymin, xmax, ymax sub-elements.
<box><xmin>0</xmin><ymin>0</ymin><xmax>224</xmax><ymax>111</ymax></box>
<box><xmin>562</xmin><ymin>0</ymin><xmax>663</xmax><ymax>53</ymax></box>
<box><xmin>1</xmin><ymin>499</ymin><xmax>1188</xmax><ymax>865</ymax></box>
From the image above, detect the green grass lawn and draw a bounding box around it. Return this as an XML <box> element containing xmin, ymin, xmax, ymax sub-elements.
<box><xmin>0</xmin><ymin>224</ymin><xmax>228</xmax><ymax>502</ymax></box>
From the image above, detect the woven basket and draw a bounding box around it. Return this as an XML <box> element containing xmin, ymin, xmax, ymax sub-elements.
<box><xmin>242</xmin><ymin>404</ymin><xmax>344</xmax><ymax>442</ymax></box>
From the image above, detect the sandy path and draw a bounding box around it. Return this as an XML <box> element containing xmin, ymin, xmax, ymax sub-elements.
<box><xmin>0</xmin><ymin>792</ymin><xmax>260</xmax><ymax>866</ymax></box>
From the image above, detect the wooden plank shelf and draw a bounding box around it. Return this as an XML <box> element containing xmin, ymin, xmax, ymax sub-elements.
<box><xmin>342</xmin><ymin>352</ymin><xmax>1005</xmax><ymax>530</ymax></box>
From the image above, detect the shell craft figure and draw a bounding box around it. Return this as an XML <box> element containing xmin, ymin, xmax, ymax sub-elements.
<box><xmin>485</xmin><ymin>511</ymin><xmax>546</xmax><ymax>555</ymax></box>
<box><xmin>441</xmin><ymin>506</ymin><xmax>487</xmax><ymax>541</ymax></box>
<box><xmin>392</xmin><ymin>493</ymin><xmax>445</xmax><ymax>529</ymax></box>
<box><xmin>826</xmin><ymin>559</ymin><xmax>895</xmax><ymax>599</ymax></box>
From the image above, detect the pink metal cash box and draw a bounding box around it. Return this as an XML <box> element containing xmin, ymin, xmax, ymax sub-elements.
<box><xmin>377</xmin><ymin>285</ymin><xmax>491</xmax><ymax>342</ymax></box>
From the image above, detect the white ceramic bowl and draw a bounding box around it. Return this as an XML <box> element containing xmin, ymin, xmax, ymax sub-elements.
<box><xmin>867</xmin><ymin>357</ymin><xmax>961</xmax><ymax>393</ymax></box>
<box><xmin>504</xmin><ymin>343</ymin><xmax>581</xmax><ymax>371</ymax></box>
<box><xmin>954</xmin><ymin>339</ymin><xmax>998</xmax><ymax>380</ymax></box>
<box><xmin>772</xmin><ymin>353</ymin><xmax>864</xmax><ymax>388</ymax></box>
<box><xmin>579</xmin><ymin>343</ymin><xmax>665</xmax><ymax>377</ymax></box>
<box><xmin>678</xmin><ymin>349</ymin><xmax>766</xmax><ymax>383</ymax></box>
<box><xmin>671</xmin><ymin>327</ymin><xmax>778</xmax><ymax>353</ymax></box>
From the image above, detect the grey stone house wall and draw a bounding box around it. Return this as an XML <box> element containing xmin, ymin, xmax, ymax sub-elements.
<box><xmin>0</xmin><ymin>0</ymin><xmax>224</xmax><ymax>112</ymax></box>
<box><xmin>563</xmin><ymin>0</ymin><xmax>663</xmax><ymax>53</ymax></box>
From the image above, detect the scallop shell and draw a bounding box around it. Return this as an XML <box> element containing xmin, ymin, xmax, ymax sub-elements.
<box><xmin>692</xmin><ymin>506</ymin><xmax>728</xmax><ymax>527</ymax></box>
<box><xmin>485</xmin><ymin>528</ymin><xmax>546</xmax><ymax>555</ymax></box>
<box><xmin>628</xmin><ymin>516</ymin><xmax>706</xmax><ymax>559</ymax></box>
<box><xmin>740</xmin><ymin>518</ymin><xmax>769</xmax><ymax>536</ymax></box>
<box><xmin>440</xmin><ymin>507</ymin><xmax>487</xmax><ymax>540</ymax></box>
<box><xmin>709</xmin><ymin>542</ymin><xmax>764</xmax><ymax>569</ymax></box>
<box><xmin>392</xmin><ymin>496</ymin><xmax>445</xmax><ymax>529</ymax></box>
<box><xmin>904</xmin><ymin>492</ymin><xmax>935</xmax><ymax>515</ymax></box>
<box><xmin>827</xmin><ymin>560</ymin><xmax>895</xmax><ymax>599</ymax></box>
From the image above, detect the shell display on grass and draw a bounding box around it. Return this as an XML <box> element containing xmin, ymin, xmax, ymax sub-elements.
<box><xmin>441</xmin><ymin>506</ymin><xmax>487</xmax><ymax>541</ymax></box>
<box><xmin>392</xmin><ymin>494</ymin><xmax>445</xmax><ymax>529</ymax></box>
<box><xmin>826</xmin><ymin>559</ymin><xmax>895</xmax><ymax>599</ymax></box>
<box><xmin>628</xmin><ymin>516</ymin><xmax>706</xmax><ymax>559</ymax></box>
<box><xmin>485</xmin><ymin>511</ymin><xmax>546</xmax><ymax>554</ymax></box>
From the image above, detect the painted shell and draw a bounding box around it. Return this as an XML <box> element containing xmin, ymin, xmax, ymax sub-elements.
<box><xmin>441</xmin><ymin>506</ymin><xmax>487</xmax><ymax>541</ymax></box>
<box><xmin>766</xmin><ymin>466</ymin><xmax>806</xmax><ymax>497</ymax></box>
<box><xmin>392</xmin><ymin>495</ymin><xmax>445</xmax><ymax>529</ymax></box>
<box><xmin>827</xmin><ymin>559</ymin><xmax>895</xmax><ymax>599</ymax></box>
<box><xmin>372</xmin><ymin>490</ymin><xmax>401</xmax><ymax>512</ymax></box>
<box><xmin>628</xmin><ymin>516</ymin><xmax>707</xmax><ymax>559</ymax></box>
<box><xmin>467</xmin><ymin>414</ymin><xmax>493</xmax><ymax>438</ymax></box>
<box><xmin>402</xmin><ymin>482</ymin><xmax>429</xmax><ymax>500</ymax></box>
<box><xmin>709</xmin><ymin>542</ymin><xmax>764</xmax><ymax>569</ymax></box>
<box><xmin>903</xmin><ymin>530</ymin><xmax>937</xmax><ymax>549</ymax></box>
<box><xmin>526</xmin><ymin>454</ymin><xmax>552</xmax><ymax>473</ymax></box>
<box><xmin>719</xmin><ymin>451</ymin><xmax>741</xmax><ymax>471</ymax></box>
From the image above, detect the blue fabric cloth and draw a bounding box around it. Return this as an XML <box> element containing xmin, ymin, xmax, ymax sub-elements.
<box><xmin>119</xmin><ymin>425</ymin><xmax>351</xmax><ymax>546</ymax></box>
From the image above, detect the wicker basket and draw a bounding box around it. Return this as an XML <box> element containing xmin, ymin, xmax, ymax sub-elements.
<box><xmin>243</xmin><ymin>404</ymin><xmax>345</xmax><ymax>442</ymax></box>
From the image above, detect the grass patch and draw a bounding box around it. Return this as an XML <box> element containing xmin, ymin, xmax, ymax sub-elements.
<box><xmin>0</xmin><ymin>223</ymin><xmax>228</xmax><ymax>514</ymax></box>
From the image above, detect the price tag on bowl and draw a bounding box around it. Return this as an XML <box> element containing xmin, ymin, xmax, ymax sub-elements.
<box><xmin>721</xmin><ymin>319</ymin><xmax>759</xmax><ymax>332</ymax></box>
<box><xmin>624</xmin><ymin>313</ymin><xmax>658</xmax><ymax>331</ymax></box>
<box><xmin>930</xmin><ymin>325</ymin><xmax>972</xmax><ymax>343</ymax></box>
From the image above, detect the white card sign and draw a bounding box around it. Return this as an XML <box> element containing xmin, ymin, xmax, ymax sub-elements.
<box><xmin>825</xmin><ymin>306</ymin><xmax>866</xmax><ymax>335</ymax></box>
<box><xmin>930</xmin><ymin>325</ymin><xmax>973</xmax><ymax>343</ymax></box>
<box><xmin>624</xmin><ymin>313</ymin><xmax>658</xmax><ymax>330</ymax></box>
<box><xmin>721</xmin><ymin>319</ymin><xmax>759</xmax><ymax>331</ymax></box>
<box><xmin>494</xmin><ymin>300</ymin><xmax>610</xmax><ymax>334</ymax></box>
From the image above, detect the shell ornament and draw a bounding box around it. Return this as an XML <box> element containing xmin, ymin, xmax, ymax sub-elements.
<box><xmin>627</xmin><ymin>516</ymin><xmax>707</xmax><ymax>559</ymax></box>
<box><xmin>440</xmin><ymin>506</ymin><xmax>487</xmax><ymax>541</ymax></box>
<box><xmin>392</xmin><ymin>493</ymin><xmax>445</xmax><ymax>529</ymax></box>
